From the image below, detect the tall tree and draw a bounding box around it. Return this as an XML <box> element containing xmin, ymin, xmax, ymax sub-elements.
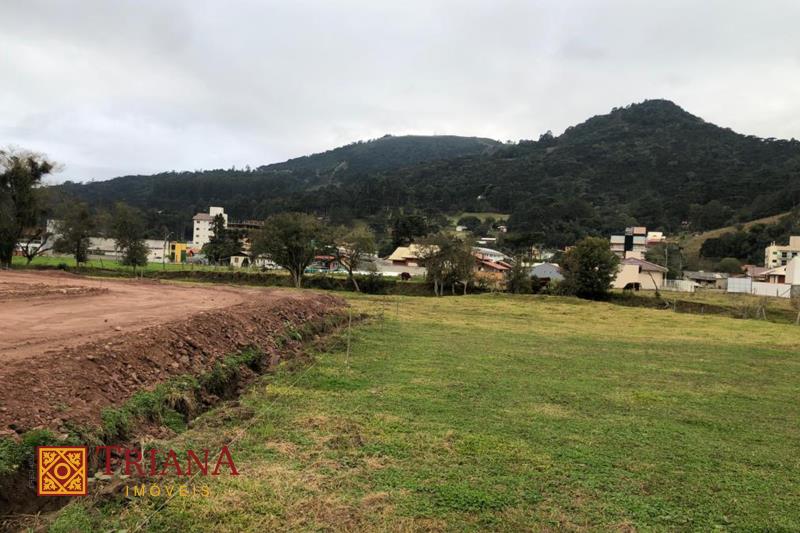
<box><xmin>418</xmin><ymin>234</ymin><xmax>475</xmax><ymax>296</ymax></box>
<box><xmin>560</xmin><ymin>237</ymin><xmax>620</xmax><ymax>299</ymax></box>
<box><xmin>391</xmin><ymin>214</ymin><xmax>429</xmax><ymax>247</ymax></box>
<box><xmin>110</xmin><ymin>203</ymin><xmax>149</xmax><ymax>274</ymax></box>
<box><xmin>506</xmin><ymin>257</ymin><xmax>533</xmax><ymax>294</ymax></box>
<box><xmin>251</xmin><ymin>212</ymin><xmax>329</xmax><ymax>288</ymax></box>
<box><xmin>0</xmin><ymin>148</ymin><xmax>55</xmax><ymax>268</ymax></box>
<box><xmin>202</xmin><ymin>214</ymin><xmax>242</xmax><ymax>264</ymax></box>
<box><xmin>53</xmin><ymin>201</ymin><xmax>94</xmax><ymax>265</ymax></box>
<box><xmin>333</xmin><ymin>226</ymin><xmax>376</xmax><ymax>292</ymax></box>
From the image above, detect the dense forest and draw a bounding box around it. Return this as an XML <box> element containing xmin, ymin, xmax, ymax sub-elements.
<box><xmin>57</xmin><ymin>100</ymin><xmax>800</xmax><ymax>251</ymax></box>
<box><xmin>57</xmin><ymin>135</ymin><xmax>500</xmax><ymax>241</ymax></box>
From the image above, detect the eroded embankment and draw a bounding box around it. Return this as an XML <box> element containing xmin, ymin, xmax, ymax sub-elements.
<box><xmin>0</xmin><ymin>289</ymin><xmax>348</xmax><ymax>518</ymax></box>
<box><xmin>0</xmin><ymin>290</ymin><xmax>344</xmax><ymax>434</ymax></box>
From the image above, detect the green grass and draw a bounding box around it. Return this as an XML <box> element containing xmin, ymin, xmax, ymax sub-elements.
<box><xmin>51</xmin><ymin>293</ymin><xmax>800</xmax><ymax>531</ymax></box>
<box><xmin>617</xmin><ymin>288</ymin><xmax>800</xmax><ymax>325</ymax></box>
<box><xmin>11</xmin><ymin>254</ymin><xmax>222</xmax><ymax>272</ymax></box>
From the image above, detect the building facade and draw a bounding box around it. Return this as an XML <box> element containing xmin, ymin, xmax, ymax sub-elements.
<box><xmin>192</xmin><ymin>206</ymin><xmax>228</xmax><ymax>248</ymax></box>
<box><xmin>765</xmin><ymin>236</ymin><xmax>800</xmax><ymax>268</ymax></box>
<box><xmin>86</xmin><ymin>238</ymin><xmax>168</xmax><ymax>263</ymax></box>
<box><xmin>613</xmin><ymin>257</ymin><xmax>667</xmax><ymax>290</ymax></box>
<box><xmin>610</xmin><ymin>226</ymin><xmax>648</xmax><ymax>258</ymax></box>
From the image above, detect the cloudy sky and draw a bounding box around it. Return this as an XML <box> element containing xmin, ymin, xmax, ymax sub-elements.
<box><xmin>2</xmin><ymin>0</ymin><xmax>800</xmax><ymax>183</ymax></box>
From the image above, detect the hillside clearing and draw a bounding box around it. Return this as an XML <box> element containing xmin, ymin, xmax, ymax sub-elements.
<box><xmin>48</xmin><ymin>293</ymin><xmax>800</xmax><ymax>532</ymax></box>
<box><xmin>682</xmin><ymin>211</ymin><xmax>790</xmax><ymax>262</ymax></box>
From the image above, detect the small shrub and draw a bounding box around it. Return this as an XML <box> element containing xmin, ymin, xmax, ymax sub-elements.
<box><xmin>0</xmin><ymin>429</ymin><xmax>59</xmax><ymax>475</ymax></box>
<box><xmin>355</xmin><ymin>272</ymin><xmax>395</xmax><ymax>294</ymax></box>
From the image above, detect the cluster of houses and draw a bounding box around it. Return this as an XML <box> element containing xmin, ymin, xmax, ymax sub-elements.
<box><xmin>607</xmin><ymin>226</ymin><xmax>800</xmax><ymax>299</ymax></box>
<box><xmin>17</xmin><ymin>204</ymin><xmax>800</xmax><ymax>299</ymax></box>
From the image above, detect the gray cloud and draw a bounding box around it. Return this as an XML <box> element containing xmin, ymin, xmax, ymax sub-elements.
<box><xmin>2</xmin><ymin>0</ymin><xmax>800</xmax><ymax>183</ymax></box>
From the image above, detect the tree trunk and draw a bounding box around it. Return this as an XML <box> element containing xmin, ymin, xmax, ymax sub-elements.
<box><xmin>463</xmin><ymin>281</ymin><xmax>468</xmax><ymax>295</ymax></box>
<box><xmin>795</xmin><ymin>310</ymin><xmax>800</xmax><ymax>325</ymax></box>
<box><xmin>349</xmin><ymin>270</ymin><xmax>360</xmax><ymax>292</ymax></box>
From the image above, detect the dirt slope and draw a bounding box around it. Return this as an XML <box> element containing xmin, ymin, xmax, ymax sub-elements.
<box><xmin>0</xmin><ymin>271</ymin><xmax>346</xmax><ymax>434</ymax></box>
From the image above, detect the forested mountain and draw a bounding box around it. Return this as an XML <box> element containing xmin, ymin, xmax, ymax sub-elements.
<box><xmin>56</xmin><ymin>100</ymin><xmax>800</xmax><ymax>248</ymax></box>
<box><xmin>57</xmin><ymin>135</ymin><xmax>500</xmax><ymax>239</ymax></box>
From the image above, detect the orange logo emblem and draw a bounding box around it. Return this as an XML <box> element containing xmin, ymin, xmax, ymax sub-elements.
<box><xmin>37</xmin><ymin>446</ymin><xmax>88</xmax><ymax>496</ymax></box>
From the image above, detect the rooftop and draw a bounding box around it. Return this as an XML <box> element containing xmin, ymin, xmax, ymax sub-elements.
<box><xmin>622</xmin><ymin>257</ymin><xmax>668</xmax><ymax>273</ymax></box>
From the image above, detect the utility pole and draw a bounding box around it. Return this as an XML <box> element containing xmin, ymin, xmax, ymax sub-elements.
<box><xmin>162</xmin><ymin>229</ymin><xmax>172</xmax><ymax>271</ymax></box>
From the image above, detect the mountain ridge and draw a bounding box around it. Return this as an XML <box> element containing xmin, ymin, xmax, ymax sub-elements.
<box><xmin>55</xmin><ymin>100</ymin><xmax>800</xmax><ymax>248</ymax></box>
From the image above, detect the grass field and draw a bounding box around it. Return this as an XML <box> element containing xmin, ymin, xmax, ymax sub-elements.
<box><xmin>10</xmin><ymin>255</ymin><xmax>219</xmax><ymax>272</ymax></box>
<box><xmin>618</xmin><ymin>289</ymin><xmax>800</xmax><ymax>325</ymax></box>
<box><xmin>48</xmin><ymin>293</ymin><xmax>800</xmax><ymax>532</ymax></box>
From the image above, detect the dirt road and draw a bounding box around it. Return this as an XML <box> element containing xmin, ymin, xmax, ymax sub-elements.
<box><xmin>0</xmin><ymin>270</ymin><xmax>250</xmax><ymax>362</ymax></box>
<box><xmin>0</xmin><ymin>269</ymin><xmax>345</xmax><ymax>434</ymax></box>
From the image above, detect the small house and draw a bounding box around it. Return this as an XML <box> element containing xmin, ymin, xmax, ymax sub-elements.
<box><xmin>613</xmin><ymin>258</ymin><xmax>668</xmax><ymax>290</ymax></box>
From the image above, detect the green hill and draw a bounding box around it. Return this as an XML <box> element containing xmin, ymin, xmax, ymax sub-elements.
<box><xmin>56</xmin><ymin>100</ymin><xmax>800</xmax><ymax>247</ymax></box>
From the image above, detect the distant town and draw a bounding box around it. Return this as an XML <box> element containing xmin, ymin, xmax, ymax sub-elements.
<box><xmin>14</xmin><ymin>205</ymin><xmax>800</xmax><ymax>300</ymax></box>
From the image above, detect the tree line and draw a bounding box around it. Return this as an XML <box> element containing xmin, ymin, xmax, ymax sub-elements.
<box><xmin>1</xmin><ymin>148</ymin><xmax>156</xmax><ymax>273</ymax></box>
<box><xmin>3</xmin><ymin>147</ymin><xmax>625</xmax><ymax>300</ymax></box>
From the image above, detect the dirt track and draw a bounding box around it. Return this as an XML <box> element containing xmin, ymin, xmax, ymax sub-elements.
<box><xmin>0</xmin><ymin>271</ymin><xmax>251</xmax><ymax>362</ymax></box>
<box><xmin>0</xmin><ymin>270</ymin><xmax>346</xmax><ymax>435</ymax></box>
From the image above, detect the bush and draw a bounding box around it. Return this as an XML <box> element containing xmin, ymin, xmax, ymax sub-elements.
<box><xmin>355</xmin><ymin>272</ymin><xmax>395</xmax><ymax>294</ymax></box>
<box><xmin>560</xmin><ymin>237</ymin><xmax>620</xmax><ymax>300</ymax></box>
<box><xmin>505</xmin><ymin>261</ymin><xmax>533</xmax><ymax>294</ymax></box>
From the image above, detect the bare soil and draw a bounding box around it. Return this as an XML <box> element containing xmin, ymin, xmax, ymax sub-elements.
<box><xmin>0</xmin><ymin>270</ymin><xmax>346</xmax><ymax>435</ymax></box>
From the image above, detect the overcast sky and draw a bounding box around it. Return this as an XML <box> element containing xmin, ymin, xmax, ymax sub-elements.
<box><xmin>2</xmin><ymin>0</ymin><xmax>800</xmax><ymax>183</ymax></box>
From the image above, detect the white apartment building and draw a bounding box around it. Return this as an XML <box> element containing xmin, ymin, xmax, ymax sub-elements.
<box><xmin>765</xmin><ymin>236</ymin><xmax>800</xmax><ymax>268</ymax></box>
<box><xmin>192</xmin><ymin>206</ymin><xmax>228</xmax><ymax>248</ymax></box>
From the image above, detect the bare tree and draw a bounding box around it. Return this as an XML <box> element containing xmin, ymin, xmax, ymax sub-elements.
<box><xmin>333</xmin><ymin>226</ymin><xmax>376</xmax><ymax>292</ymax></box>
<box><xmin>18</xmin><ymin>227</ymin><xmax>53</xmax><ymax>264</ymax></box>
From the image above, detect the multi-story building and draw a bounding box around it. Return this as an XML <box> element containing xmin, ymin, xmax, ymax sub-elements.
<box><xmin>765</xmin><ymin>236</ymin><xmax>800</xmax><ymax>268</ymax></box>
<box><xmin>227</xmin><ymin>219</ymin><xmax>265</xmax><ymax>253</ymax></box>
<box><xmin>192</xmin><ymin>206</ymin><xmax>228</xmax><ymax>248</ymax></box>
<box><xmin>610</xmin><ymin>226</ymin><xmax>648</xmax><ymax>259</ymax></box>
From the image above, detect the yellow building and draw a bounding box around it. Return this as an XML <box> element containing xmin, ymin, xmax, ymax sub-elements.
<box><xmin>170</xmin><ymin>242</ymin><xmax>189</xmax><ymax>263</ymax></box>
